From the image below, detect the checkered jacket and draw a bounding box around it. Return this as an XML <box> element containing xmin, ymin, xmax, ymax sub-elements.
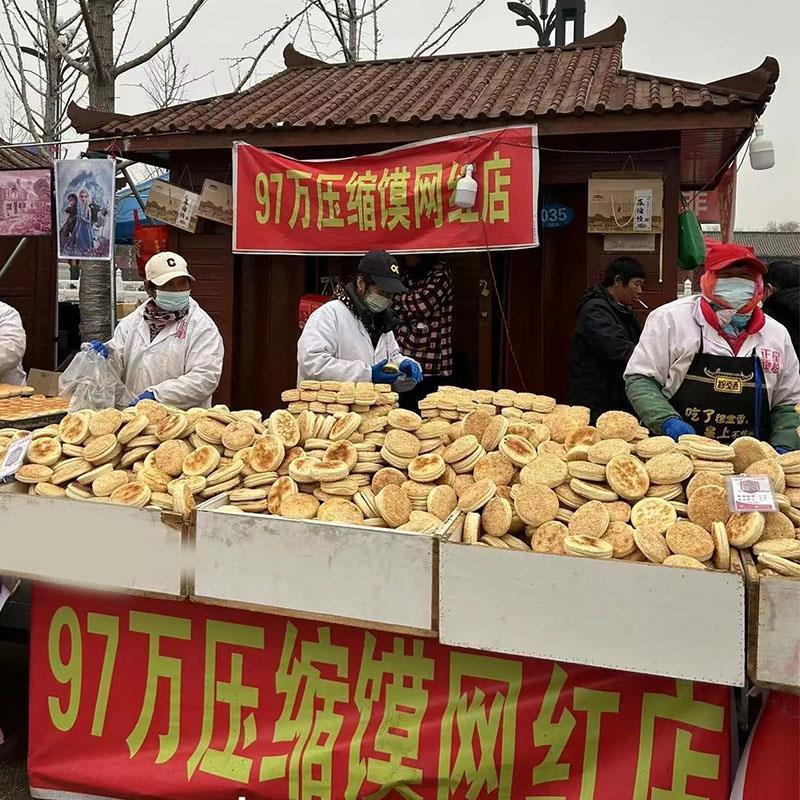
<box><xmin>393</xmin><ymin>261</ymin><xmax>454</xmax><ymax>377</ymax></box>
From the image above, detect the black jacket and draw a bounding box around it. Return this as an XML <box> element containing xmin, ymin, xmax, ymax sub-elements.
<box><xmin>763</xmin><ymin>286</ymin><xmax>799</xmax><ymax>357</ymax></box>
<box><xmin>569</xmin><ymin>285</ymin><xmax>642</xmax><ymax>422</ymax></box>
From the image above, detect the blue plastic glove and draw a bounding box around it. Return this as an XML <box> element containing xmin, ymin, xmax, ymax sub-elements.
<box><xmin>128</xmin><ymin>390</ymin><xmax>156</xmax><ymax>407</ymax></box>
<box><xmin>88</xmin><ymin>340</ymin><xmax>108</xmax><ymax>359</ymax></box>
<box><xmin>371</xmin><ymin>359</ymin><xmax>400</xmax><ymax>384</ymax></box>
<box><xmin>661</xmin><ymin>417</ymin><xmax>696</xmax><ymax>442</ymax></box>
<box><xmin>774</xmin><ymin>446</ymin><xmax>789</xmax><ymax>455</ymax></box>
<box><xmin>399</xmin><ymin>358</ymin><xmax>423</xmax><ymax>384</ymax></box>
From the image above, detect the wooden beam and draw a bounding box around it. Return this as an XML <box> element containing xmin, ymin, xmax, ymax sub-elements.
<box><xmin>100</xmin><ymin>108</ymin><xmax>758</xmax><ymax>156</ymax></box>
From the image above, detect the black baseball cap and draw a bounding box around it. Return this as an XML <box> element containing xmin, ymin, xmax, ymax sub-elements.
<box><xmin>358</xmin><ymin>250</ymin><xmax>406</xmax><ymax>293</ymax></box>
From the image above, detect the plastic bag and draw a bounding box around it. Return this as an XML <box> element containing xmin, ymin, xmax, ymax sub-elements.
<box><xmin>677</xmin><ymin>210</ymin><xmax>707</xmax><ymax>269</ymax></box>
<box><xmin>59</xmin><ymin>344</ymin><xmax>137</xmax><ymax>411</ymax></box>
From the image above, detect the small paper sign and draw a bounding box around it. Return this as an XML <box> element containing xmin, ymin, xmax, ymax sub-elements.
<box><xmin>633</xmin><ymin>189</ymin><xmax>653</xmax><ymax>231</ymax></box>
<box><xmin>726</xmin><ymin>474</ymin><xmax>778</xmax><ymax>513</ymax></box>
<box><xmin>0</xmin><ymin>433</ymin><xmax>31</xmax><ymax>482</ymax></box>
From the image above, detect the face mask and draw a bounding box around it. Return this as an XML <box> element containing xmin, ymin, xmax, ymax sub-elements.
<box><xmin>713</xmin><ymin>277</ymin><xmax>756</xmax><ymax>312</ymax></box>
<box><xmin>363</xmin><ymin>291</ymin><xmax>391</xmax><ymax>313</ymax></box>
<box><xmin>155</xmin><ymin>290</ymin><xmax>191</xmax><ymax>312</ymax></box>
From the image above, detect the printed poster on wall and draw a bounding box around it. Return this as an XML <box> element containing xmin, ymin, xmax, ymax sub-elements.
<box><xmin>233</xmin><ymin>125</ymin><xmax>539</xmax><ymax>254</ymax></box>
<box><xmin>55</xmin><ymin>158</ymin><xmax>115</xmax><ymax>260</ymax></box>
<box><xmin>29</xmin><ymin>585</ymin><xmax>734</xmax><ymax>800</ymax></box>
<box><xmin>0</xmin><ymin>169</ymin><xmax>51</xmax><ymax>236</ymax></box>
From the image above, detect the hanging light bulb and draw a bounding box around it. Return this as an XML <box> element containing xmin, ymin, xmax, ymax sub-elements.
<box><xmin>749</xmin><ymin>124</ymin><xmax>775</xmax><ymax>170</ymax></box>
<box><xmin>454</xmin><ymin>164</ymin><xmax>478</xmax><ymax>209</ymax></box>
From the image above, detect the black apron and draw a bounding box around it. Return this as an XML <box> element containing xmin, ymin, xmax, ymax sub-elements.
<box><xmin>670</xmin><ymin>328</ymin><xmax>771</xmax><ymax>444</ymax></box>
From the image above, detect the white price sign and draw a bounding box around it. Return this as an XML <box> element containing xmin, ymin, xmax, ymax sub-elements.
<box><xmin>633</xmin><ymin>189</ymin><xmax>653</xmax><ymax>231</ymax></box>
<box><xmin>0</xmin><ymin>433</ymin><xmax>31</xmax><ymax>482</ymax></box>
<box><xmin>726</xmin><ymin>474</ymin><xmax>778</xmax><ymax>513</ymax></box>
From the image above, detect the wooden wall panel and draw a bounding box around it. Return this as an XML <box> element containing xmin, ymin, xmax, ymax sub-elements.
<box><xmin>0</xmin><ymin>235</ymin><xmax>56</xmax><ymax>372</ymax></box>
<box><xmin>236</xmin><ymin>255</ymin><xmax>305</xmax><ymax>414</ymax></box>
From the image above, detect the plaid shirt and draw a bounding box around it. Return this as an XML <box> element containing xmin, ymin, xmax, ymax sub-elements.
<box><xmin>393</xmin><ymin>261</ymin><xmax>454</xmax><ymax>377</ymax></box>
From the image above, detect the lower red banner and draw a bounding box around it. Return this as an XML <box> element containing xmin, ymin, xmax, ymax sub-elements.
<box><xmin>30</xmin><ymin>586</ymin><xmax>732</xmax><ymax>800</ymax></box>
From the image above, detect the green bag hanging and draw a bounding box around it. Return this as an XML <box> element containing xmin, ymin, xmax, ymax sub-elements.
<box><xmin>677</xmin><ymin>209</ymin><xmax>706</xmax><ymax>268</ymax></box>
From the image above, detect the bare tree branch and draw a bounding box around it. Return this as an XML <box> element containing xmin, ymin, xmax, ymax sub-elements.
<box><xmin>413</xmin><ymin>0</ymin><xmax>487</xmax><ymax>56</ymax></box>
<box><xmin>114</xmin><ymin>0</ymin><xmax>208</xmax><ymax>76</ymax></box>
<box><xmin>113</xmin><ymin>0</ymin><xmax>139</xmax><ymax>68</ymax></box>
<box><xmin>76</xmin><ymin>0</ymin><xmax>108</xmax><ymax>81</ymax></box>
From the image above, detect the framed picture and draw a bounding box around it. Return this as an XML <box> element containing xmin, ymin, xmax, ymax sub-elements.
<box><xmin>145</xmin><ymin>180</ymin><xmax>200</xmax><ymax>233</ymax></box>
<box><xmin>198</xmin><ymin>179</ymin><xmax>232</xmax><ymax>226</ymax></box>
<box><xmin>55</xmin><ymin>159</ymin><xmax>115</xmax><ymax>260</ymax></box>
<box><xmin>588</xmin><ymin>177</ymin><xmax>664</xmax><ymax>234</ymax></box>
<box><xmin>0</xmin><ymin>169</ymin><xmax>52</xmax><ymax>237</ymax></box>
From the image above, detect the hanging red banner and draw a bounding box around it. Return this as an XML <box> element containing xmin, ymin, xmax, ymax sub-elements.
<box><xmin>30</xmin><ymin>586</ymin><xmax>732</xmax><ymax>800</ymax></box>
<box><xmin>232</xmin><ymin>126</ymin><xmax>539</xmax><ymax>255</ymax></box>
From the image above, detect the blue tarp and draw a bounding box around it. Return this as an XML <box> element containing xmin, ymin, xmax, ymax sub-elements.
<box><xmin>114</xmin><ymin>173</ymin><xmax>168</xmax><ymax>244</ymax></box>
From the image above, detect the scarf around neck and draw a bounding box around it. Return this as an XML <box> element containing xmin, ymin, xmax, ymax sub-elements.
<box><xmin>142</xmin><ymin>299</ymin><xmax>190</xmax><ymax>342</ymax></box>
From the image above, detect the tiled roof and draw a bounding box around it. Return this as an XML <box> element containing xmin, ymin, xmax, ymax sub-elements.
<box><xmin>0</xmin><ymin>139</ymin><xmax>51</xmax><ymax>170</ymax></box>
<box><xmin>706</xmin><ymin>231</ymin><xmax>800</xmax><ymax>260</ymax></box>
<box><xmin>70</xmin><ymin>17</ymin><xmax>778</xmax><ymax>139</ymax></box>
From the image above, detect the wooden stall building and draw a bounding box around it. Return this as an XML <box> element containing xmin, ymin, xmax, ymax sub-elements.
<box><xmin>69</xmin><ymin>17</ymin><xmax>778</xmax><ymax>412</ymax></box>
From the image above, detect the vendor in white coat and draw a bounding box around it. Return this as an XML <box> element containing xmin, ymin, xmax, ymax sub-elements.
<box><xmin>0</xmin><ymin>300</ymin><xmax>26</xmax><ymax>385</ymax></box>
<box><xmin>87</xmin><ymin>252</ymin><xmax>224</xmax><ymax>409</ymax></box>
<box><xmin>298</xmin><ymin>250</ymin><xmax>424</xmax><ymax>388</ymax></box>
<box><xmin>625</xmin><ymin>242</ymin><xmax>800</xmax><ymax>451</ymax></box>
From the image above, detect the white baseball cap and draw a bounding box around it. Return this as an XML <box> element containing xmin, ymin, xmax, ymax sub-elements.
<box><xmin>144</xmin><ymin>251</ymin><xmax>194</xmax><ymax>286</ymax></box>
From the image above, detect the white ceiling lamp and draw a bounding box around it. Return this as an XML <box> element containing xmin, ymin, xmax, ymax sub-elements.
<box><xmin>454</xmin><ymin>164</ymin><xmax>478</xmax><ymax>209</ymax></box>
<box><xmin>749</xmin><ymin>124</ymin><xmax>775</xmax><ymax>170</ymax></box>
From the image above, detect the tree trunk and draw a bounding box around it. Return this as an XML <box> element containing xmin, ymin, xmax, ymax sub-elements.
<box><xmin>347</xmin><ymin>0</ymin><xmax>358</xmax><ymax>60</ymax></box>
<box><xmin>79</xmin><ymin>0</ymin><xmax>116</xmax><ymax>343</ymax></box>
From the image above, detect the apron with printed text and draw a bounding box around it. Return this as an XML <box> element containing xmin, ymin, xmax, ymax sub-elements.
<box><xmin>670</xmin><ymin>330</ymin><xmax>771</xmax><ymax>443</ymax></box>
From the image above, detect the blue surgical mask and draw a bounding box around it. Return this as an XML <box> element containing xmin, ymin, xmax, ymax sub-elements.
<box><xmin>155</xmin><ymin>290</ymin><xmax>191</xmax><ymax>312</ymax></box>
<box><xmin>713</xmin><ymin>277</ymin><xmax>756</xmax><ymax>312</ymax></box>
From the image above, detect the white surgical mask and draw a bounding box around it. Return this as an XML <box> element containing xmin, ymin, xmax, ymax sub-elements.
<box><xmin>713</xmin><ymin>277</ymin><xmax>756</xmax><ymax>312</ymax></box>
<box><xmin>363</xmin><ymin>291</ymin><xmax>391</xmax><ymax>313</ymax></box>
<box><xmin>155</xmin><ymin>290</ymin><xmax>191</xmax><ymax>312</ymax></box>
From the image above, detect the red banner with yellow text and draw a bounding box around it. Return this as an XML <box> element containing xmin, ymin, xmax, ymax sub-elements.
<box><xmin>233</xmin><ymin>127</ymin><xmax>539</xmax><ymax>255</ymax></box>
<box><xmin>30</xmin><ymin>586</ymin><xmax>732</xmax><ymax>800</ymax></box>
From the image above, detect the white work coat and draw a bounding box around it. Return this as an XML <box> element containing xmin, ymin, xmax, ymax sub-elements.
<box><xmin>0</xmin><ymin>301</ymin><xmax>26</xmax><ymax>386</ymax></box>
<box><xmin>106</xmin><ymin>299</ymin><xmax>224</xmax><ymax>409</ymax></box>
<box><xmin>625</xmin><ymin>296</ymin><xmax>800</xmax><ymax>408</ymax></box>
<box><xmin>297</xmin><ymin>299</ymin><xmax>419</xmax><ymax>384</ymax></box>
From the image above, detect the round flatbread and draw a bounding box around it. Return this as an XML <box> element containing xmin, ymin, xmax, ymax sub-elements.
<box><xmin>726</xmin><ymin>512</ymin><xmax>765</xmax><ymax>548</ymax></box>
<box><xmin>88</xmin><ymin>408</ymin><xmax>124</xmax><ymax>437</ymax></box>
<box><xmin>631</xmin><ymin>497</ymin><xmax>677</xmax><ymax>534</ymax></box>
<box><xmin>634</xmin><ymin>436</ymin><xmax>676</xmax><ymax>460</ymax></box>
<box><xmin>568</xmin><ymin>500</ymin><xmax>610</xmax><ymax>538</ymax></box>
<box><xmin>531</xmin><ymin>521</ymin><xmax>569</xmax><ymax>554</ymax></box>
<box><xmin>565</xmin><ymin>535</ymin><xmax>613</xmax><ymax>559</ymax></box>
<box><xmin>58</xmin><ymin>413</ymin><xmax>91</xmax><ymax>445</ymax></box>
<box><xmin>183</xmin><ymin>445</ymin><xmax>221</xmax><ymax>477</ymax></box>
<box><xmin>250</xmin><ymin>434</ymin><xmax>286</xmax><ymax>473</ymax></box>
<box><xmin>666</xmin><ymin>520</ymin><xmax>715</xmax><ymax>561</ymax></box>
<box><xmin>427</xmin><ymin>484</ymin><xmax>458</xmax><ymax>521</ymax></box>
<box><xmin>222</xmin><ymin>420</ymin><xmax>256</xmax><ymax>451</ymax></box>
<box><xmin>604</xmin><ymin>521</ymin><xmax>636</xmax><ymax>557</ymax></box>
<box><xmin>519</xmin><ymin>454</ymin><xmax>568</xmax><ymax>489</ymax></box>
<box><xmin>605</xmin><ymin>454</ymin><xmax>650</xmax><ymax>501</ymax></box>
<box><xmin>93</xmin><ymin>470</ymin><xmax>130</xmax><ymax>498</ymax></box>
<box><xmin>268</xmin><ymin>409</ymin><xmax>301</xmax><ymax>447</ymax></box>
<box><xmin>596</xmin><ymin>410</ymin><xmax>639</xmax><ymax>441</ymax></box>
<box><xmin>498</xmin><ymin>434</ymin><xmax>536</xmax><ymax>467</ymax></box>
<box><xmin>687</xmin><ymin>485</ymin><xmax>730</xmax><ymax>532</ymax></box>
<box><xmin>371</xmin><ymin>467</ymin><xmax>406</xmax><ymax>493</ymax></box>
<box><xmin>109</xmin><ymin>481</ymin><xmax>151</xmax><ymax>508</ymax></box>
<box><xmin>473</xmin><ymin>452</ymin><xmax>515</xmax><ymax>487</ymax></box>
<box><xmin>387</xmin><ymin>409</ymin><xmax>422</xmax><ymax>432</ymax></box>
<box><xmin>408</xmin><ymin>454</ymin><xmax>446</xmax><ymax>483</ymax></box>
<box><xmin>480</xmin><ymin>415</ymin><xmax>509</xmax><ymax>451</ymax></box>
<box><xmin>375</xmin><ymin>485</ymin><xmax>412</xmax><ymax>528</ymax></box>
<box><xmin>16</xmin><ymin>464</ymin><xmax>53</xmax><ymax>484</ymax></box>
<box><xmin>267</xmin><ymin>476</ymin><xmax>298</xmax><ymax>514</ymax></box>
<box><xmin>279</xmin><ymin>493</ymin><xmax>320</xmax><ymax>520</ymax></box>
<box><xmin>481</xmin><ymin>496</ymin><xmax>513</xmax><ymax>538</ymax></box>
<box><xmin>663</xmin><ymin>554</ymin><xmax>706</xmax><ymax>569</ymax></box>
<box><xmin>686</xmin><ymin>471</ymin><xmax>726</xmax><ymax>498</ymax></box>
<box><xmin>457</xmin><ymin>479</ymin><xmax>497</xmax><ymax>512</ymax></box>
<box><xmin>27</xmin><ymin>437</ymin><xmax>62</xmax><ymax>466</ymax></box>
<box><xmin>514</xmin><ymin>483</ymin><xmax>559</xmax><ymax>527</ymax></box>
<box><xmin>646</xmin><ymin>451</ymin><xmax>694</xmax><ymax>485</ymax></box>
<box><xmin>633</xmin><ymin>527</ymin><xmax>670</xmax><ymax>563</ymax></box>
<box><xmin>462</xmin><ymin>410</ymin><xmax>494</xmax><ymax>439</ymax></box>
<box><xmin>587</xmin><ymin>438</ymin><xmax>632</xmax><ymax>465</ymax></box>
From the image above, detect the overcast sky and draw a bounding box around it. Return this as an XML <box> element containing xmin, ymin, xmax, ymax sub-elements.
<box><xmin>14</xmin><ymin>0</ymin><xmax>800</xmax><ymax>228</ymax></box>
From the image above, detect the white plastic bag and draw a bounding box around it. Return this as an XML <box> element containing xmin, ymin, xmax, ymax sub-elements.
<box><xmin>59</xmin><ymin>344</ymin><xmax>137</xmax><ymax>411</ymax></box>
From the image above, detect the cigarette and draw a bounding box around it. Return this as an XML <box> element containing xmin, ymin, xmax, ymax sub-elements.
<box><xmin>637</xmin><ymin>298</ymin><xmax>649</xmax><ymax>309</ymax></box>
